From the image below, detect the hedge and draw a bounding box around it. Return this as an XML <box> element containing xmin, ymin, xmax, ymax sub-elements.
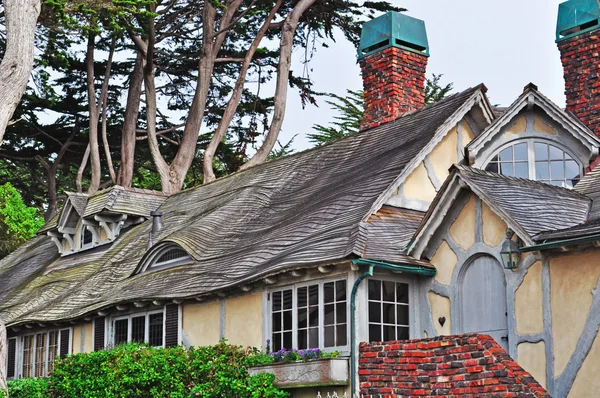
<box><xmin>4</xmin><ymin>341</ymin><xmax>286</xmax><ymax>398</ymax></box>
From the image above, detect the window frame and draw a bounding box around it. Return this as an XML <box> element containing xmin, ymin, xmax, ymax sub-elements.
<box><xmin>139</xmin><ymin>244</ymin><xmax>192</xmax><ymax>273</ymax></box>
<box><xmin>109</xmin><ymin>309</ymin><xmax>166</xmax><ymax>348</ymax></box>
<box><xmin>483</xmin><ymin>139</ymin><xmax>583</xmax><ymax>188</ymax></box>
<box><xmin>12</xmin><ymin>328</ymin><xmax>72</xmax><ymax>379</ymax></box>
<box><xmin>268</xmin><ymin>276</ymin><xmax>350</xmax><ymax>353</ymax></box>
<box><xmin>80</xmin><ymin>225</ymin><xmax>95</xmax><ymax>250</ymax></box>
<box><xmin>366</xmin><ymin>278</ymin><xmax>411</xmax><ymax>343</ymax></box>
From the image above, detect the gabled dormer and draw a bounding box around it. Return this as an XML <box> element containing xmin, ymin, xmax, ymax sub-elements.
<box><xmin>466</xmin><ymin>83</ymin><xmax>600</xmax><ymax>187</ymax></box>
<box><xmin>43</xmin><ymin>186</ymin><xmax>169</xmax><ymax>256</ymax></box>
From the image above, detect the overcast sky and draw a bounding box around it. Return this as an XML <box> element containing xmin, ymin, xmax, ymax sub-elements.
<box><xmin>279</xmin><ymin>0</ymin><xmax>566</xmax><ymax>151</ymax></box>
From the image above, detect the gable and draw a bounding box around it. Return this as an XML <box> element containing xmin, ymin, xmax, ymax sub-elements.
<box><xmin>380</xmin><ymin>87</ymin><xmax>494</xmax><ymax>212</ymax></box>
<box><xmin>467</xmin><ymin>84</ymin><xmax>600</xmax><ymax>170</ymax></box>
<box><xmin>409</xmin><ymin>166</ymin><xmax>591</xmax><ymax>258</ymax></box>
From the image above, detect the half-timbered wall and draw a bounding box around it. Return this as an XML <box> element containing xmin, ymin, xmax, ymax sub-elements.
<box><xmin>416</xmin><ymin>188</ymin><xmax>600</xmax><ymax>397</ymax></box>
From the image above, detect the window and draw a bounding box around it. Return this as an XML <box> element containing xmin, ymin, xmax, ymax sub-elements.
<box><xmin>140</xmin><ymin>244</ymin><xmax>192</xmax><ymax>273</ymax></box>
<box><xmin>368</xmin><ymin>280</ymin><xmax>410</xmax><ymax>342</ymax></box>
<box><xmin>270</xmin><ymin>279</ymin><xmax>348</xmax><ymax>351</ymax></box>
<box><xmin>80</xmin><ymin>226</ymin><xmax>94</xmax><ymax>249</ymax></box>
<box><xmin>485</xmin><ymin>140</ymin><xmax>582</xmax><ymax>188</ymax></box>
<box><xmin>16</xmin><ymin>329</ymin><xmax>70</xmax><ymax>379</ymax></box>
<box><xmin>111</xmin><ymin>310</ymin><xmax>165</xmax><ymax>347</ymax></box>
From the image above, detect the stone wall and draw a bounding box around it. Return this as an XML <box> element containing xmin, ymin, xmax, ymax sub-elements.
<box><xmin>358</xmin><ymin>334</ymin><xmax>548</xmax><ymax>397</ymax></box>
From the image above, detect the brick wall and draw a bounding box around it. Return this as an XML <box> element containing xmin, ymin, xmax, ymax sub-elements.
<box><xmin>359</xmin><ymin>334</ymin><xmax>548</xmax><ymax>397</ymax></box>
<box><xmin>359</xmin><ymin>47</ymin><xmax>428</xmax><ymax>131</ymax></box>
<box><xmin>558</xmin><ymin>28</ymin><xmax>600</xmax><ymax>137</ymax></box>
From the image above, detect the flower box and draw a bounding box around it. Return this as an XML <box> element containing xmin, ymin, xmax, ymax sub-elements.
<box><xmin>249</xmin><ymin>358</ymin><xmax>349</xmax><ymax>389</ymax></box>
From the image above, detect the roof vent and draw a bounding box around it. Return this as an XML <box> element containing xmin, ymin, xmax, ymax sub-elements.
<box><xmin>556</xmin><ymin>0</ymin><xmax>600</xmax><ymax>42</ymax></box>
<box><xmin>358</xmin><ymin>12</ymin><xmax>429</xmax><ymax>59</ymax></box>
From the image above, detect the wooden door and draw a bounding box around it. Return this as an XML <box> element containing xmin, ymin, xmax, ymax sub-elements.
<box><xmin>459</xmin><ymin>255</ymin><xmax>508</xmax><ymax>350</ymax></box>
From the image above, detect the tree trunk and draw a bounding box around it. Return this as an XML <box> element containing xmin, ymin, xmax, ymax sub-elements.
<box><xmin>101</xmin><ymin>38</ymin><xmax>117</xmax><ymax>183</ymax></box>
<box><xmin>118</xmin><ymin>53</ymin><xmax>144</xmax><ymax>188</ymax></box>
<box><xmin>240</xmin><ymin>0</ymin><xmax>317</xmax><ymax>171</ymax></box>
<box><xmin>77</xmin><ymin>144</ymin><xmax>91</xmax><ymax>193</ymax></box>
<box><xmin>86</xmin><ymin>32</ymin><xmax>101</xmax><ymax>194</ymax></box>
<box><xmin>0</xmin><ymin>316</ymin><xmax>6</xmax><ymax>395</ymax></box>
<box><xmin>0</xmin><ymin>0</ymin><xmax>41</xmax><ymax>145</ymax></box>
<box><xmin>203</xmin><ymin>0</ymin><xmax>283</xmax><ymax>184</ymax></box>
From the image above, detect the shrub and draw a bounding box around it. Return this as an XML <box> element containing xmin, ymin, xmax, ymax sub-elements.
<box><xmin>46</xmin><ymin>341</ymin><xmax>287</xmax><ymax>398</ymax></box>
<box><xmin>5</xmin><ymin>377</ymin><xmax>49</xmax><ymax>398</ymax></box>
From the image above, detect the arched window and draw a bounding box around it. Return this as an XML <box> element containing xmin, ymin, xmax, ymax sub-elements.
<box><xmin>141</xmin><ymin>244</ymin><xmax>191</xmax><ymax>273</ymax></box>
<box><xmin>484</xmin><ymin>140</ymin><xmax>582</xmax><ymax>188</ymax></box>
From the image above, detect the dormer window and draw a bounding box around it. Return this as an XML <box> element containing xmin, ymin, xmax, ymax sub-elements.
<box><xmin>139</xmin><ymin>244</ymin><xmax>192</xmax><ymax>273</ymax></box>
<box><xmin>81</xmin><ymin>226</ymin><xmax>94</xmax><ymax>249</ymax></box>
<box><xmin>484</xmin><ymin>140</ymin><xmax>582</xmax><ymax>188</ymax></box>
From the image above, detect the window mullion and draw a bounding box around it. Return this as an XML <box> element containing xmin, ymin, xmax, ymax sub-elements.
<box><xmin>319</xmin><ymin>282</ymin><xmax>324</xmax><ymax>350</ymax></box>
<box><xmin>292</xmin><ymin>286</ymin><xmax>298</xmax><ymax>350</ymax></box>
<box><xmin>527</xmin><ymin>140</ymin><xmax>535</xmax><ymax>180</ymax></box>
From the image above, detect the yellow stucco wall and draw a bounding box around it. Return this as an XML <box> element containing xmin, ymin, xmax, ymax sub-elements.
<box><xmin>481</xmin><ymin>202</ymin><xmax>506</xmax><ymax>247</ymax></box>
<box><xmin>428</xmin><ymin>292</ymin><xmax>451</xmax><ymax>336</ymax></box>
<box><xmin>504</xmin><ymin>114</ymin><xmax>527</xmax><ymax>136</ymax></box>
<box><xmin>183</xmin><ymin>300</ymin><xmax>221</xmax><ymax>347</ymax></box>
<box><xmin>225</xmin><ymin>292</ymin><xmax>263</xmax><ymax>348</ymax></box>
<box><xmin>533</xmin><ymin>115</ymin><xmax>557</xmax><ymax>135</ymax></box>
<box><xmin>431</xmin><ymin>240</ymin><xmax>457</xmax><ymax>286</ymax></box>
<box><xmin>403</xmin><ymin>162</ymin><xmax>437</xmax><ymax>203</ymax></box>
<box><xmin>71</xmin><ymin>322</ymin><xmax>94</xmax><ymax>354</ymax></box>
<box><xmin>517</xmin><ymin>342</ymin><xmax>546</xmax><ymax>389</ymax></box>
<box><xmin>428</xmin><ymin>125</ymin><xmax>458</xmax><ymax>183</ymax></box>
<box><xmin>449</xmin><ymin>195</ymin><xmax>476</xmax><ymax>251</ymax></box>
<box><xmin>515</xmin><ymin>261</ymin><xmax>544</xmax><ymax>335</ymax></box>
<box><xmin>568</xmin><ymin>331</ymin><xmax>600</xmax><ymax>398</ymax></box>
<box><xmin>99</xmin><ymin>227</ymin><xmax>108</xmax><ymax>242</ymax></box>
<box><xmin>550</xmin><ymin>251</ymin><xmax>600</xmax><ymax>376</ymax></box>
<box><xmin>461</xmin><ymin>119</ymin><xmax>476</xmax><ymax>148</ymax></box>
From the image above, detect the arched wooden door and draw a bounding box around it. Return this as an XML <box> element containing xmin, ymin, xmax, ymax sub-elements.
<box><xmin>459</xmin><ymin>255</ymin><xmax>508</xmax><ymax>350</ymax></box>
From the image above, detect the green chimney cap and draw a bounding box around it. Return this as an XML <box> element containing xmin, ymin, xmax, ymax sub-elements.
<box><xmin>358</xmin><ymin>12</ymin><xmax>429</xmax><ymax>59</ymax></box>
<box><xmin>556</xmin><ymin>0</ymin><xmax>600</xmax><ymax>42</ymax></box>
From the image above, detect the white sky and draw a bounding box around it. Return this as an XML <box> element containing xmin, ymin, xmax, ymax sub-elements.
<box><xmin>280</xmin><ymin>0</ymin><xmax>566</xmax><ymax>151</ymax></box>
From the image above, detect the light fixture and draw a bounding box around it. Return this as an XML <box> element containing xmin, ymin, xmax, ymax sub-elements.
<box><xmin>500</xmin><ymin>229</ymin><xmax>520</xmax><ymax>269</ymax></box>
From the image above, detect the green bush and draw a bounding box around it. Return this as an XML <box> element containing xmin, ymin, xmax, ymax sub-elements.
<box><xmin>5</xmin><ymin>377</ymin><xmax>49</xmax><ymax>398</ymax></box>
<box><xmin>46</xmin><ymin>341</ymin><xmax>287</xmax><ymax>398</ymax></box>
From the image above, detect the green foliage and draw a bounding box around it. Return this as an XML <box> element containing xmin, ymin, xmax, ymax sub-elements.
<box><xmin>0</xmin><ymin>183</ymin><xmax>44</xmax><ymax>257</ymax></box>
<box><xmin>5</xmin><ymin>378</ymin><xmax>49</xmax><ymax>398</ymax></box>
<box><xmin>308</xmin><ymin>74</ymin><xmax>454</xmax><ymax>146</ymax></box>
<box><xmin>308</xmin><ymin>90</ymin><xmax>364</xmax><ymax>146</ymax></box>
<box><xmin>46</xmin><ymin>342</ymin><xmax>287</xmax><ymax>398</ymax></box>
<box><xmin>425</xmin><ymin>74</ymin><xmax>454</xmax><ymax>106</ymax></box>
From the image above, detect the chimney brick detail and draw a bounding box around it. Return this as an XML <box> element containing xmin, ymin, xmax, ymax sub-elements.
<box><xmin>360</xmin><ymin>47</ymin><xmax>428</xmax><ymax>131</ymax></box>
<box><xmin>359</xmin><ymin>334</ymin><xmax>549</xmax><ymax>397</ymax></box>
<box><xmin>558</xmin><ymin>28</ymin><xmax>600</xmax><ymax>137</ymax></box>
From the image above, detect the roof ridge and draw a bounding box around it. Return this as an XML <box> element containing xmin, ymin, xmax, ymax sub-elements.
<box><xmin>169</xmin><ymin>85</ymin><xmax>484</xmax><ymax>199</ymax></box>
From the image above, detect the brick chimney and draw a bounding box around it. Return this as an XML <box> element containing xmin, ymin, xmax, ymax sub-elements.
<box><xmin>358</xmin><ymin>12</ymin><xmax>429</xmax><ymax>131</ymax></box>
<box><xmin>557</xmin><ymin>0</ymin><xmax>600</xmax><ymax>137</ymax></box>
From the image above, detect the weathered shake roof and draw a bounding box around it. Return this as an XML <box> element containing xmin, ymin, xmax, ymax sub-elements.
<box><xmin>0</xmin><ymin>86</ymin><xmax>484</xmax><ymax>326</ymax></box>
<box><xmin>82</xmin><ymin>185</ymin><xmax>168</xmax><ymax>218</ymax></box>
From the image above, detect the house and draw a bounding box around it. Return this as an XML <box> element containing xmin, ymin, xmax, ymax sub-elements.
<box><xmin>2</xmin><ymin>0</ymin><xmax>600</xmax><ymax>396</ymax></box>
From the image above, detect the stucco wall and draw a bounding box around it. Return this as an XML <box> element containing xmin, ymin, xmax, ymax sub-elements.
<box><xmin>71</xmin><ymin>322</ymin><xmax>94</xmax><ymax>354</ymax></box>
<box><xmin>481</xmin><ymin>202</ymin><xmax>506</xmax><ymax>247</ymax></box>
<box><xmin>403</xmin><ymin>161</ymin><xmax>437</xmax><ymax>202</ymax></box>
<box><xmin>429</xmin><ymin>125</ymin><xmax>458</xmax><ymax>183</ymax></box>
<box><xmin>430</xmin><ymin>240</ymin><xmax>457</xmax><ymax>286</ymax></box>
<box><xmin>504</xmin><ymin>114</ymin><xmax>527</xmax><ymax>136</ymax></box>
<box><xmin>428</xmin><ymin>292</ymin><xmax>451</xmax><ymax>335</ymax></box>
<box><xmin>225</xmin><ymin>292</ymin><xmax>263</xmax><ymax>348</ymax></box>
<box><xmin>533</xmin><ymin>115</ymin><xmax>557</xmax><ymax>135</ymax></box>
<box><xmin>550</xmin><ymin>252</ymin><xmax>600</xmax><ymax>376</ymax></box>
<box><xmin>568</xmin><ymin>331</ymin><xmax>600</xmax><ymax>398</ymax></box>
<box><xmin>182</xmin><ymin>300</ymin><xmax>221</xmax><ymax>347</ymax></box>
<box><xmin>449</xmin><ymin>195</ymin><xmax>475</xmax><ymax>250</ymax></box>
<box><xmin>517</xmin><ymin>342</ymin><xmax>546</xmax><ymax>389</ymax></box>
<box><xmin>515</xmin><ymin>261</ymin><xmax>544</xmax><ymax>335</ymax></box>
